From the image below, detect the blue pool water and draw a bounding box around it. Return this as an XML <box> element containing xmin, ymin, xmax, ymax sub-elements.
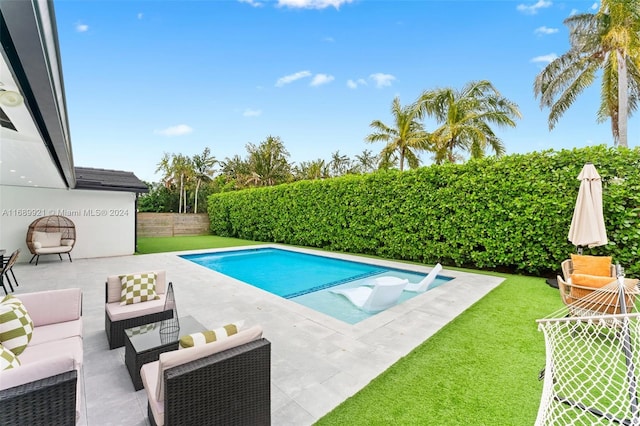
<box><xmin>181</xmin><ymin>247</ymin><xmax>452</xmax><ymax>324</ymax></box>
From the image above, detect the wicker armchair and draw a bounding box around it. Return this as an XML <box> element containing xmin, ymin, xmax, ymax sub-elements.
<box><xmin>560</xmin><ymin>259</ymin><xmax>616</xmax><ymax>282</ymax></box>
<box><xmin>142</xmin><ymin>336</ymin><xmax>271</xmax><ymax>426</ymax></box>
<box><xmin>105</xmin><ymin>271</ymin><xmax>173</xmax><ymax>349</ymax></box>
<box><xmin>0</xmin><ymin>368</ymin><xmax>77</xmax><ymax>426</ymax></box>
<box><xmin>557</xmin><ymin>275</ymin><xmax>639</xmax><ymax>315</ymax></box>
<box><xmin>26</xmin><ymin>215</ymin><xmax>76</xmax><ymax>265</ymax></box>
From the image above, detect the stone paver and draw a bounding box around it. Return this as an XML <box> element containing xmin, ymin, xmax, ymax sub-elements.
<box><xmin>10</xmin><ymin>244</ymin><xmax>504</xmax><ymax>425</ymax></box>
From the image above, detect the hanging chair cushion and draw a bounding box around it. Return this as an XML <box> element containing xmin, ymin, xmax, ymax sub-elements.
<box><xmin>32</xmin><ymin>231</ymin><xmax>62</xmax><ymax>248</ymax></box>
<box><xmin>119</xmin><ymin>273</ymin><xmax>161</xmax><ymax>306</ymax></box>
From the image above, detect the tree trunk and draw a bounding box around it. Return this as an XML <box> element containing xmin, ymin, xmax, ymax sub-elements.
<box><xmin>617</xmin><ymin>49</ymin><xmax>628</xmax><ymax>148</ymax></box>
<box><xmin>178</xmin><ymin>175</ymin><xmax>184</xmax><ymax>213</ymax></box>
<box><xmin>194</xmin><ymin>179</ymin><xmax>201</xmax><ymax>214</ymax></box>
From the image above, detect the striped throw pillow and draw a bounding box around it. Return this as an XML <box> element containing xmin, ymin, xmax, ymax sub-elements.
<box><xmin>0</xmin><ymin>342</ymin><xmax>20</xmax><ymax>370</ymax></box>
<box><xmin>0</xmin><ymin>295</ymin><xmax>34</xmax><ymax>356</ymax></box>
<box><xmin>179</xmin><ymin>321</ymin><xmax>244</xmax><ymax>349</ymax></box>
<box><xmin>120</xmin><ymin>273</ymin><xmax>160</xmax><ymax>305</ymax></box>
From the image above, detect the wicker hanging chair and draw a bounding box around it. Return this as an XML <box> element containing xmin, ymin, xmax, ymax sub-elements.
<box><xmin>26</xmin><ymin>215</ymin><xmax>76</xmax><ymax>265</ymax></box>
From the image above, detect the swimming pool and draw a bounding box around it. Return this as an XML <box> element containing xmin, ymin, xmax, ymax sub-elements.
<box><xmin>180</xmin><ymin>247</ymin><xmax>452</xmax><ymax>324</ymax></box>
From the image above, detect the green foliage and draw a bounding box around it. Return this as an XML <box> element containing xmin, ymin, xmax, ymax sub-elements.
<box><xmin>207</xmin><ymin>145</ymin><xmax>640</xmax><ymax>276</ymax></box>
<box><xmin>137</xmin><ymin>182</ymin><xmax>180</xmax><ymax>212</ymax></box>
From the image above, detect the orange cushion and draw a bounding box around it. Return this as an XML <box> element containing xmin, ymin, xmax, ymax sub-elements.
<box><xmin>571</xmin><ymin>254</ymin><xmax>612</xmax><ymax>277</ymax></box>
<box><xmin>569</xmin><ymin>274</ymin><xmax>616</xmax><ymax>300</ymax></box>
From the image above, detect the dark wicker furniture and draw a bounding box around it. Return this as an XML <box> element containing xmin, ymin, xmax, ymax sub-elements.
<box><xmin>149</xmin><ymin>338</ymin><xmax>271</xmax><ymax>426</ymax></box>
<box><xmin>1</xmin><ymin>249</ymin><xmax>19</xmax><ymax>295</ymax></box>
<box><xmin>26</xmin><ymin>215</ymin><xmax>76</xmax><ymax>265</ymax></box>
<box><xmin>104</xmin><ymin>279</ymin><xmax>173</xmax><ymax>350</ymax></box>
<box><xmin>125</xmin><ymin>316</ymin><xmax>206</xmax><ymax>390</ymax></box>
<box><xmin>0</xmin><ymin>370</ymin><xmax>77</xmax><ymax>426</ymax></box>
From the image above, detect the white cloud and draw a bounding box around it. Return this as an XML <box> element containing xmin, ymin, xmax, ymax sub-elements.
<box><xmin>243</xmin><ymin>109</ymin><xmax>262</xmax><ymax>117</ymax></box>
<box><xmin>346</xmin><ymin>78</ymin><xmax>367</xmax><ymax>89</ymax></box>
<box><xmin>369</xmin><ymin>73</ymin><xmax>396</xmax><ymax>88</ymax></box>
<box><xmin>569</xmin><ymin>8</ymin><xmax>579</xmax><ymax>16</ymax></box>
<box><xmin>516</xmin><ymin>0</ymin><xmax>552</xmax><ymax>14</ymax></box>
<box><xmin>310</xmin><ymin>74</ymin><xmax>334</xmax><ymax>86</ymax></box>
<box><xmin>534</xmin><ymin>26</ymin><xmax>558</xmax><ymax>35</ymax></box>
<box><xmin>275</xmin><ymin>70</ymin><xmax>312</xmax><ymax>87</ymax></box>
<box><xmin>323</xmin><ymin>36</ymin><xmax>335</xmax><ymax>43</ymax></box>
<box><xmin>154</xmin><ymin>124</ymin><xmax>193</xmax><ymax>136</ymax></box>
<box><xmin>238</xmin><ymin>0</ymin><xmax>264</xmax><ymax>7</ymax></box>
<box><xmin>75</xmin><ymin>22</ymin><xmax>89</xmax><ymax>32</ymax></box>
<box><xmin>531</xmin><ymin>53</ymin><xmax>558</xmax><ymax>63</ymax></box>
<box><xmin>137</xmin><ymin>13</ymin><xmax>143</xmax><ymax>19</ymax></box>
<box><xmin>591</xmin><ymin>2</ymin><xmax>599</xmax><ymax>10</ymax></box>
<box><xmin>277</xmin><ymin>0</ymin><xmax>353</xmax><ymax>10</ymax></box>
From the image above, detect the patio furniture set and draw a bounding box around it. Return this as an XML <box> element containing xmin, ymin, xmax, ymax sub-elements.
<box><xmin>0</xmin><ymin>268</ymin><xmax>271</xmax><ymax>426</ymax></box>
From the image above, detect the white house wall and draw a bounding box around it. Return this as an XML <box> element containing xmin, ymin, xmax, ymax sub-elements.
<box><xmin>0</xmin><ymin>186</ymin><xmax>137</xmax><ymax>262</ymax></box>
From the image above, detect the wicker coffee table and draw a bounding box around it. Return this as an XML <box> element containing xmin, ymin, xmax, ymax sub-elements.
<box><xmin>124</xmin><ymin>315</ymin><xmax>206</xmax><ymax>390</ymax></box>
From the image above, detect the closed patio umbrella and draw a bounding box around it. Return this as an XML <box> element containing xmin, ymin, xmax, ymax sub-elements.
<box><xmin>568</xmin><ymin>162</ymin><xmax>608</xmax><ymax>253</ymax></box>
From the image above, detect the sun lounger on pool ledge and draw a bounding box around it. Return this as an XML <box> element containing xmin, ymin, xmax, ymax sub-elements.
<box><xmin>362</xmin><ymin>263</ymin><xmax>444</xmax><ymax>293</ymax></box>
<box><xmin>404</xmin><ymin>263</ymin><xmax>443</xmax><ymax>293</ymax></box>
<box><xmin>330</xmin><ymin>280</ymin><xmax>408</xmax><ymax>313</ymax></box>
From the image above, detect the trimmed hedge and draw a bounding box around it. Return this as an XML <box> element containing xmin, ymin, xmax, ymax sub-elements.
<box><xmin>207</xmin><ymin>145</ymin><xmax>640</xmax><ymax>276</ymax></box>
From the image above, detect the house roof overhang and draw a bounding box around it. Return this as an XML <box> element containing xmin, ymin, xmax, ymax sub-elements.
<box><xmin>0</xmin><ymin>0</ymin><xmax>75</xmax><ymax>189</ymax></box>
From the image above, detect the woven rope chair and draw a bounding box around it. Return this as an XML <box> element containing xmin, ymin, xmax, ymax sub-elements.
<box><xmin>26</xmin><ymin>215</ymin><xmax>76</xmax><ymax>265</ymax></box>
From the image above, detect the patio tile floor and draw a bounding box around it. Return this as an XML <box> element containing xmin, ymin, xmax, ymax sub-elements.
<box><xmin>10</xmin><ymin>244</ymin><xmax>503</xmax><ymax>425</ymax></box>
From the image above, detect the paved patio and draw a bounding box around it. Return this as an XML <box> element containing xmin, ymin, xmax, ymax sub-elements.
<box><xmin>10</xmin><ymin>244</ymin><xmax>504</xmax><ymax>425</ymax></box>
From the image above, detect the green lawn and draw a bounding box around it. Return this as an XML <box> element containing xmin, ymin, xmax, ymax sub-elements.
<box><xmin>139</xmin><ymin>235</ymin><xmax>563</xmax><ymax>425</ymax></box>
<box><xmin>136</xmin><ymin>235</ymin><xmax>263</xmax><ymax>254</ymax></box>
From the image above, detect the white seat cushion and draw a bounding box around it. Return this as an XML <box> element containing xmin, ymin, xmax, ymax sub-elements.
<box><xmin>35</xmin><ymin>246</ymin><xmax>72</xmax><ymax>254</ymax></box>
<box><xmin>19</xmin><ymin>335</ymin><xmax>83</xmax><ymax>369</ymax></box>
<box><xmin>106</xmin><ymin>294</ymin><xmax>167</xmax><ymax>322</ymax></box>
<box><xmin>29</xmin><ymin>320</ymin><xmax>82</xmax><ymax>346</ymax></box>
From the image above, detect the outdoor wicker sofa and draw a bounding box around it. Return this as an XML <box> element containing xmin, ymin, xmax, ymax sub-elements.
<box><xmin>0</xmin><ymin>288</ymin><xmax>83</xmax><ymax>426</ymax></box>
<box><xmin>141</xmin><ymin>326</ymin><xmax>270</xmax><ymax>426</ymax></box>
<box><xmin>105</xmin><ymin>270</ymin><xmax>173</xmax><ymax>349</ymax></box>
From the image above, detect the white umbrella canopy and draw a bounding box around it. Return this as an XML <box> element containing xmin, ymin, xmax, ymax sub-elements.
<box><xmin>568</xmin><ymin>163</ymin><xmax>608</xmax><ymax>251</ymax></box>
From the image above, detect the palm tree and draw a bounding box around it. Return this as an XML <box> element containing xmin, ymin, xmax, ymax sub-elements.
<box><xmin>192</xmin><ymin>147</ymin><xmax>217</xmax><ymax>214</ymax></box>
<box><xmin>330</xmin><ymin>150</ymin><xmax>351</xmax><ymax>177</ymax></box>
<box><xmin>534</xmin><ymin>0</ymin><xmax>640</xmax><ymax>147</ymax></box>
<box><xmin>172</xmin><ymin>154</ymin><xmax>193</xmax><ymax>213</ymax></box>
<box><xmin>365</xmin><ymin>96</ymin><xmax>431</xmax><ymax>171</ymax></box>
<box><xmin>354</xmin><ymin>149</ymin><xmax>378</xmax><ymax>174</ymax></box>
<box><xmin>294</xmin><ymin>159</ymin><xmax>330</xmax><ymax>180</ymax></box>
<box><xmin>416</xmin><ymin>80</ymin><xmax>521</xmax><ymax>164</ymax></box>
<box><xmin>246</xmin><ymin>136</ymin><xmax>292</xmax><ymax>186</ymax></box>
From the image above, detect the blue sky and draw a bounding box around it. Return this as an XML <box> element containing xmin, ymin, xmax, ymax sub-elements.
<box><xmin>54</xmin><ymin>0</ymin><xmax>639</xmax><ymax>183</ymax></box>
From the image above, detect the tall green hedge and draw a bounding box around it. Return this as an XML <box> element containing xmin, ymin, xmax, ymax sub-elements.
<box><xmin>207</xmin><ymin>145</ymin><xmax>640</xmax><ymax>276</ymax></box>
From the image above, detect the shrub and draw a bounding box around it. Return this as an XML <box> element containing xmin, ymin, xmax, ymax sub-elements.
<box><xmin>207</xmin><ymin>145</ymin><xmax>640</xmax><ymax>276</ymax></box>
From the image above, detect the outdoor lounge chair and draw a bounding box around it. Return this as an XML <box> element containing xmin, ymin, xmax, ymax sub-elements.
<box><xmin>362</xmin><ymin>263</ymin><xmax>443</xmax><ymax>293</ymax></box>
<box><xmin>330</xmin><ymin>280</ymin><xmax>407</xmax><ymax>313</ymax></box>
<box><xmin>140</xmin><ymin>326</ymin><xmax>270</xmax><ymax>426</ymax></box>
<box><xmin>404</xmin><ymin>263</ymin><xmax>443</xmax><ymax>292</ymax></box>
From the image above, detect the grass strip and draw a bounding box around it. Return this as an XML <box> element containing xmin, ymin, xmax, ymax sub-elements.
<box><xmin>136</xmin><ymin>235</ymin><xmax>263</xmax><ymax>254</ymax></box>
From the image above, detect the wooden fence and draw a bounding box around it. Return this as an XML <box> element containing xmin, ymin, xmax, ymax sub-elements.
<box><xmin>137</xmin><ymin>213</ymin><xmax>210</xmax><ymax>237</ymax></box>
